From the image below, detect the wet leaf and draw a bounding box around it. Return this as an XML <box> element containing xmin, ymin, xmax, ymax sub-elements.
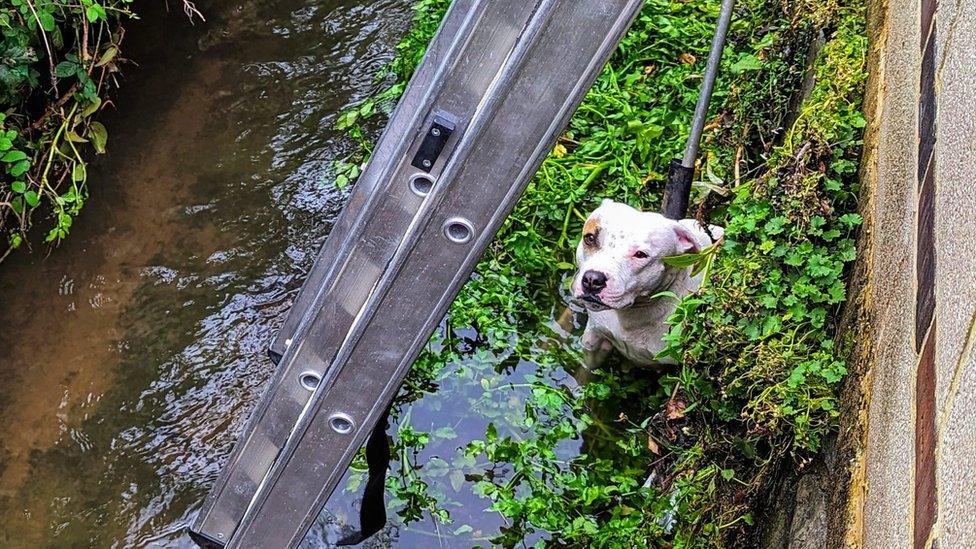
<box><xmin>666</xmin><ymin>398</ymin><xmax>686</xmax><ymax>421</ymax></box>
<box><xmin>65</xmin><ymin>130</ymin><xmax>89</xmax><ymax>143</ymax></box>
<box><xmin>88</xmin><ymin>121</ymin><xmax>108</xmax><ymax>153</ymax></box>
<box><xmin>449</xmin><ymin>469</ymin><xmax>465</xmax><ymax>492</ymax></box>
<box><xmin>434</xmin><ymin>426</ymin><xmax>457</xmax><ymax>440</ymax></box>
<box><xmin>95</xmin><ymin>46</ymin><xmax>118</xmax><ymax>67</ymax></box>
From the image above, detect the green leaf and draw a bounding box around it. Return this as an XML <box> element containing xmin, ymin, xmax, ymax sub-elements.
<box><xmin>334</xmin><ymin>110</ymin><xmax>359</xmax><ymax>131</ymax></box>
<box><xmin>11</xmin><ymin>181</ymin><xmax>26</xmax><ymax>193</ymax></box>
<box><xmin>88</xmin><ymin>122</ymin><xmax>108</xmax><ymax>153</ymax></box>
<box><xmin>65</xmin><ymin>130</ymin><xmax>89</xmax><ymax>143</ymax></box>
<box><xmin>23</xmin><ymin>190</ymin><xmax>39</xmax><ymax>207</ymax></box>
<box><xmin>72</xmin><ymin>163</ymin><xmax>87</xmax><ymax>182</ymax></box>
<box><xmin>37</xmin><ymin>10</ymin><xmax>55</xmax><ymax>32</ymax></box>
<box><xmin>2</xmin><ymin>150</ymin><xmax>28</xmax><ymax>162</ymax></box>
<box><xmin>729</xmin><ymin>53</ymin><xmax>762</xmax><ymax>73</ymax></box>
<box><xmin>662</xmin><ymin>252</ymin><xmax>704</xmax><ymax>268</ymax></box>
<box><xmin>81</xmin><ymin>96</ymin><xmax>102</xmax><ymax>118</ymax></box>
<box><xmin>86</xmin><ymin>4</ymin><xmax>107</xmax><ymax>22</ymax></box>
<box><xmin>10</xmin><ymin>160</ymin><xmax>30</xmax><ymax>177</ymax></box>
<box><xmin>54</xmin><ymin>61</ymin><xmax>78</xmax><ymax>78</ymax></box>
<box><xmin>95</xmin><ymin>46</ymin><xmax>118</xmax><ymax>67</ymax></box>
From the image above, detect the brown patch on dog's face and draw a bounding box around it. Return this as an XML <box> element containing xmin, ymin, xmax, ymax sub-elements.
<box><xmin>582</xmin><ymin>217</ymin><xmax>601</xmax><ymax>248</ymax></box>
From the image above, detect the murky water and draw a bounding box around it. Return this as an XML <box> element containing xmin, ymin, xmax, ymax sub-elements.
<box><xmin>0</xmin><ymin>0</ymin><xmax>463</xmax><ymax>545</ymax></box>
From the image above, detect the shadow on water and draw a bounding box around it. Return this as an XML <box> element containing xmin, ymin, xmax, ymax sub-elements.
<box><xmin>0</xmin><ymin>0</ymin><xmax>420</xmax><ymax>545</ymax></box>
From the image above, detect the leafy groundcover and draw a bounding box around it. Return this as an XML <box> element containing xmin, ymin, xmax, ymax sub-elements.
<box><xmin>336</xmin><ymin>0</ymin><xmax>868</xmax><ymax>545</ymax></box>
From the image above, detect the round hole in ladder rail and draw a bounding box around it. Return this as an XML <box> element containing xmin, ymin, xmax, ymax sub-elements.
<box><xmin>329</xmin><ymin>413</ymin><xmax>355</xmax><ymax>435</ymax></box>
<box><xmin>299</xmin><ymin>371</ymin><xmax>322</xmax><ymax>392</ymax></box>
<box><xmin>410</xmin><ymin>174</ymin><xmax>435</xmax><ymax>197</ymax></box>
<box><xmin>443</xmin><ymin>217</ymin><xmax>475</xmax><ymax>244</ymax></box>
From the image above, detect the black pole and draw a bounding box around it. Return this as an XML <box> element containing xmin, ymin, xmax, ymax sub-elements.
<box><xmin>661</xmin><ymin>0</ymin><xmax>734</xmax><ymax>220</ymax></box>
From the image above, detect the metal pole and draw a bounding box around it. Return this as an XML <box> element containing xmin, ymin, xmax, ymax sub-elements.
<box><xmin>662</xmin><ymin>0</ymin><xmax>734</xmax><ymax>220</ymax></box>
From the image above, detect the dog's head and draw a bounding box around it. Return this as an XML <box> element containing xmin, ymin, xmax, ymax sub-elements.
<box><xmin>571</xmin><ymin>199</ymin><xmax>701</xmax><ymax>311</ymax></box>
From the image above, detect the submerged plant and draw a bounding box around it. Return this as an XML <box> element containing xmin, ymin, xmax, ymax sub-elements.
<box><xmin>335</xmin><ymin>0</ymin><xmax>867</xmax><ymax>545</ymax></box>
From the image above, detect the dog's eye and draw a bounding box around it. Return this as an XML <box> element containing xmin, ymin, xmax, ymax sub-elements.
<box><xmin>633</xmin><ymin>251</ymin><xmax>649</xmax><ymax>259</ymax></box>
<box><xmin>583</xmin><ymin>233</ymin><xmax>597</xmax><ymax>246</ymax></box>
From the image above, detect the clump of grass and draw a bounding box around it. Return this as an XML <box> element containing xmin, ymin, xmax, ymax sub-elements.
<box><xmin>1</xmin><ymin>0</ymin><xmax>134</xmax><ymax>261</ymax></box>
<box><xmin>336</xmin><ymin>0</ymin><xmax>867</xmax><ymax>545</ymax></box>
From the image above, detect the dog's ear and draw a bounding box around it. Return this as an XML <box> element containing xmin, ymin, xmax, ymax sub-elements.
<box><xmin>673</xmin><ymin>222</ymin><xmax>700</xmax><ymax>254</ymax></box>
<box><xmin>600</xmin><ymin>198</ymin><xmax>615</xmax><ymax>207</ymax></box>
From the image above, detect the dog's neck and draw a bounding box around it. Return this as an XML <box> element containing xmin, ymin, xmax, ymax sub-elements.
<box><xmin>613</xmin><ymin>267</ymin><xmax>693</xmax><ymax>332</ymax></box>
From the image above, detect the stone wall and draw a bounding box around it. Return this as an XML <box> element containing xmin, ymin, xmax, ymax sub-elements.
<box><xmin>830</xmin><ymin>0</ymin><xmax>976</xmax><ymax>546</ymax></box>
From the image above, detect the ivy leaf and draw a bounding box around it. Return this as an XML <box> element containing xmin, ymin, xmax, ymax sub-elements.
<box><xmin>11</xmin><ymin>181</ymin><xmax>26</xmax><ymax>193</ymax></box>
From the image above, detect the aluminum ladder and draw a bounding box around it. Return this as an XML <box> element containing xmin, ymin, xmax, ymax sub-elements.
<box><xmin>188</xmin><ymin>0</ymin><xmax>734</xmax><ymax>544</ymax></box>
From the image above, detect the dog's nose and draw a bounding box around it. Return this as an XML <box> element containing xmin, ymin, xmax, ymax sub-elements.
<box><xmin>581</xmin><ymin>270</ymin><xmax>607</xmax><ymax>295</ymax></box>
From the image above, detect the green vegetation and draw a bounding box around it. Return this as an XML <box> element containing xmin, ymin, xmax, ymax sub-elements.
<box><xmin>0</xmin><ymin>0</ymin><xmax>137</xmax><ymax>260</ymax></box>
<box><xmin>339</xmin><ymin>0</ymin><xmax>867</xmax><ymax>545</ymax></box>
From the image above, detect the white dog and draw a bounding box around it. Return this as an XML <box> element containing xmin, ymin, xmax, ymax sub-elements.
<box><xmin>571</xmin><ymin>199</ymin><xmax>723</xmax><ymax>366</ymax></box>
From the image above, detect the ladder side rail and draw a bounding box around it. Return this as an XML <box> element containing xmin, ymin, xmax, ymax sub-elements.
<box><xmin>190</xmin><ymin>1</ymin><xmax>511</xmax><ymax>542</ymax></box>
